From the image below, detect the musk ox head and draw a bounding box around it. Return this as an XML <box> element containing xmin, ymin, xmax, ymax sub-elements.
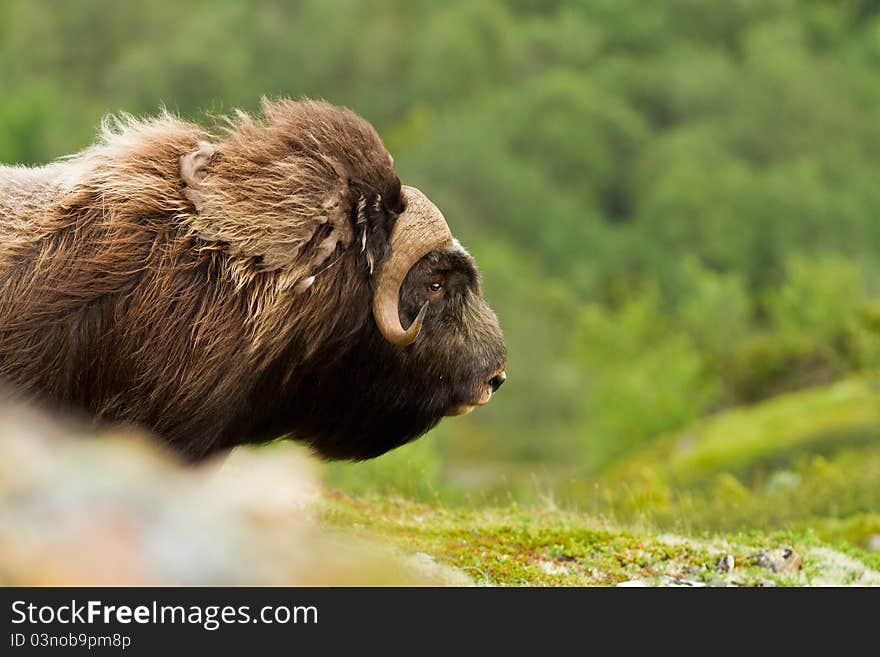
<box><xmin>287</xmin><ymin>210</ymin><xmax>509</xmax><ymax>460</ymax></box>
<box><xmin>217</xmin><ymin>103</ymin><xmax>508</xmax><ymax>460</ymax></box>
<box><xmin>0</xmin><ymin>98</ymin><xmax>507</xmax><ymax>461</ymax></box>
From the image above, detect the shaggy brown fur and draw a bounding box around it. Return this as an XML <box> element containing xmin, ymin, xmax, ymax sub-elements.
<box><xmin>0</xmin><ymin>98</ymin><xmax>506</xmax><ymax>460</ymax></box>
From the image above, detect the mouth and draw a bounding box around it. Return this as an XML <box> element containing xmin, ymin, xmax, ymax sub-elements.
<box><xmin>446</xmin><ymin>368</ymin><xmax>506</xmax><ymax>417</ymax></box>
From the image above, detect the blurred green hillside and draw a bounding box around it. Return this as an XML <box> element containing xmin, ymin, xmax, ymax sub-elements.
<box><xmin>3</xmin><ymin>0</ymin><xmax>880</xmax><ymax>524</ymax></box>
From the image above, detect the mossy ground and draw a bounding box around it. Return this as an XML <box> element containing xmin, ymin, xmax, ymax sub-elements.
<box><xmin>320</xmin><ymin>492</ymin><xmax>878</xmax><ymax>586</ymax></box>
<box><xmin>322</xmin><ymin>378</ymin><xmax>880</xmax><ymax>586</ymax></box>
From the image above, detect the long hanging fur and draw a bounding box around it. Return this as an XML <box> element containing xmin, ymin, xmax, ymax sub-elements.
<box><xmin>0</xmin><ymin>100</ymin><xmax>393</xmax><ymax>454</ymax></box>
<box><xmin>0</xmin><ymin>98</ymin><xmax>506</xmax><ymax>461</ymax></box>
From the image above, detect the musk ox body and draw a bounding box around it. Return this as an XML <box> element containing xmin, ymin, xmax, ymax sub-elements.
<box><xmin>0</xmin><ymin>99</ymin><xmax>506</xmax><ymax>460</ymax></box>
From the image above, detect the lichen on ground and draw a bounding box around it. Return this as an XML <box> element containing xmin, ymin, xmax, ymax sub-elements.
<box><xmin>320</xmin><ymin>492</ymin><xmax>880</xmax><ymax>587</ymax></box>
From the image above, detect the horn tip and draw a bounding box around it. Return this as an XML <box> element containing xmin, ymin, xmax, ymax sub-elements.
<box><xmin>399</xmin><ymin>301</ymin><xmax>429</xmax><ymax>347</ymax></box>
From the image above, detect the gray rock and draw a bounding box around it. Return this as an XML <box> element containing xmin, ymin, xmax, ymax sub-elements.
<box><xmin>749</xmin><ymin>546</ymin><xmax>803</xmax><ymax>574</ymax></box>
<box><xmin>715</xmin><ymin>554</ymin><xmax>735</xmax><ymax>573</ymax></box>
<box><xmin>660</xmin><ymin>575</ymin><xmax>707</xmax><ymax>587</ymax></box>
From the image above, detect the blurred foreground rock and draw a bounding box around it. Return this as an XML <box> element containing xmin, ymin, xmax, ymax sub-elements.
<box><xmin>0</xmin><ymin>396</ymin><xmax>471</xmax><ymax>585</ymax></box>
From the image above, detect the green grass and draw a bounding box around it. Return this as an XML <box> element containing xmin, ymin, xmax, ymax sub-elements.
<box><xmin>320</xmin><ymin>492</ymin><xmax>879</xmax><ymax>586</ymax></box>
<box><xmin>321</xmin><ymin>377</ymin><xmax>880</xmax><ymax>585</ymax></box>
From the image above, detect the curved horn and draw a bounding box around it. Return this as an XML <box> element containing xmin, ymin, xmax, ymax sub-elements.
<box><xmin>372</xmin><ymin>185</ymin><xmax>453</xmax><ymax>347</ymax></box>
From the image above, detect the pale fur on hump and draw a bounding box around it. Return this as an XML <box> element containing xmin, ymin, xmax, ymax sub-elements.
<box><xmin>1</xmin><ymin>109</ymin><xmax>202</xmax><ymax>264</ymax></box>
<box><xmin>1</xmin><ymin>98</ymin><xmax>399</xmax><ymax>359</ymax></box>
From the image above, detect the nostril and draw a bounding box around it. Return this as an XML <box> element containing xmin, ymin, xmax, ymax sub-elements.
<box><xmin>488</xmin><ymin>370</ymin><xmax>507</xmax><ymax>393</ymax></box>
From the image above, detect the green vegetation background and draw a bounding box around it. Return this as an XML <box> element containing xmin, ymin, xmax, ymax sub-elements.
<box><xmin>3</xmin><ymin>0</ymin><xmax>880</xmax><ymax>546</ymax></box>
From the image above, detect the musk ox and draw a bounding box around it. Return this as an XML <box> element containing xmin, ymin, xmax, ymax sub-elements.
<box><xmin>0</xmin><ymin>98</ymin><xmax>507</xmax><ymax>461</ymax></box>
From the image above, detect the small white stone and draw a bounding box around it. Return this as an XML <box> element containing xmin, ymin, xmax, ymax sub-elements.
<box><xmin>537</xmin><ymin>560</ymin><xmax>568</xmax><ymax>576</ymax></box>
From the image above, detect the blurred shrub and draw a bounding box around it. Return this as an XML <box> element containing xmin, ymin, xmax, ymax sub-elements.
<box><xmin>672</xmin><ymin>256</ymin><xmax>752</xmax><ymax>356</ymax></box>
<box><xmin>764</xmin><ymin>256</ymin><xmax>867</xmax><ymax>342</ymax></box>
<box><xmin>724</xmin><ymin>332</ymin><xmax>838</xmax><ymax>403</ymax></box>
<box><xmin>720</xmin><ymin>256</ymin><xmax>880</xmax><ymax>402</ymax></box>
<box><xmin>571</xmin><ymin>289</ymin><xmax>720</xmax><ymax>470</ymax></box>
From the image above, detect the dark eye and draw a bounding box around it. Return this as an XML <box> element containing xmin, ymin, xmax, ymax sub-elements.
<box><xmin>428</xmin><ymin>282</ymin><xmax>443</xmax><ymax>292</ymax></box>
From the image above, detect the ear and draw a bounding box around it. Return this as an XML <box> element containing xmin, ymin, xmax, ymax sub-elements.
<box><xmin>350</xmin><ymin>190</ymin><xmax>388</xmax><ymax>276</ymax></box>
<box><xmin>180</xmin><ymin>141</ymin><xmax>216</xmax><ymax>212</ymax></box>
<box><xmin>349</xmin><ymin>178</ymin><xmax>404</xmax><ymax>276</ymax></box>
